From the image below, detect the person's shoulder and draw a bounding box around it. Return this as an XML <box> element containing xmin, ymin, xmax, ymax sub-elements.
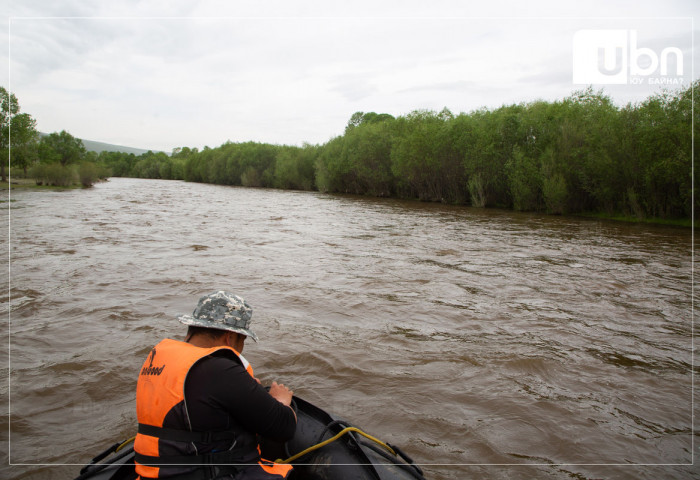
<box><xmin>198</xmin><ymin>348</ymin><xmax>245</xmax><ymax>368</ymax></box>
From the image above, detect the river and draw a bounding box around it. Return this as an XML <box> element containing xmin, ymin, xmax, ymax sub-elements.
<box><xmin>0</xmin><ymin>177</ymin><xmax>696</xmax><ymax>479</ymax></box>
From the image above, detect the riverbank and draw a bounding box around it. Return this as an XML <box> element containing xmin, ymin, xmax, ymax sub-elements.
<box><xmin>576</xmin><ymin>211</ymin><xmax>693</xmax><ymax>228</ymax></box>
<box><xmin>2</xmin><ymin>176</ymin><xmax>692</xmax><ymax>228</ymax></box>
<box><xmin>91</xmin><ymin>83</ymin><xmax>697</xmax><ymax>223</ymax></box>
<box><xmin>1</xmin><ymin>178</ymin><xmax>76</xmax><ymax>191</ymax></box>
<box><xmin>318</xmin><ymin>186</ymin><xmax>694</xmax><ymax>229</ymax></box>
<box><xmin>0</xmin><ymin>177</ymin><xmax>104</xmax><ymax>191</ymax></box>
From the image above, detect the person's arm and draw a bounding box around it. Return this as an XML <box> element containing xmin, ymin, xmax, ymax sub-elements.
<box><xmin>237</xmin><ymin>377</ymin><xmax>297</xmax><ymax>441</ymax></box>
<box><xmin>187</xmin><ymin>355</ymin><xmax>297</xmax><ymax>441</ymax></box>
<box><xmin>269</xmin><ymin>381</ymin><xmax>297</xmax><ymax>422</ymax></box>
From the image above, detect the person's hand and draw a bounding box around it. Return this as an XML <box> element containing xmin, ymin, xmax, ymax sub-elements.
<box><xmin>269</xmin><ymin>381</ymin><xmax>293</xmax><ymax>406</ymax></box>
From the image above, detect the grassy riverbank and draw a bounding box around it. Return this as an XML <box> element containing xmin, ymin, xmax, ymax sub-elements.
<box><xmin>1</xmin><ymin>178</ymin><xmax>82</xmax><ymax>191</ymax></box>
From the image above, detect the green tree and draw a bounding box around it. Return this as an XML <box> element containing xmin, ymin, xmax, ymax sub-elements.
<box><xmin>1</xmin><ymin>87</ymin><xmax>39</xmax><ymax>181</ymax></box>
<box><xmin>10</xmin><ymin>113</ymin><xmax>40</xmax><ymax>175</ymax></box>
<box><xmin>462</xmin><ymin>106</ymin><xmax>521</xmax><ymax>207</ymax></box>
<box><xmin>563</xmin><ymin>88</ymin><xmax>621</xmax><ymax>213</ymax></box>
<box><xmin>540</xmin><ymin>146</ymin><xmax>567</xmax><ymax>214</ymax></box>
<box><xmin>345</xmin><ymin>111</ymin><xmax>395</xmax><ymax>133</ymax></box>
<box><xmin>315</xmin><ymin>136</ymin><xmax>345</xmax><ymax>193</ymax></box>
<box><xmin>273</xmin><ymin>144</ymin><xmax>317</xmax><ymax>191</ymax></box>
<box><xmin>391</xmin><ymin>109</ymin><xmax>460</xmax><ymax>202</ymax></box>
<box><xmin>0</xmin><ymin>87</ymin><xmax>18</xmax><ymax>182</ymax></box>
<box><xmin>342</xmin><ymin>120</ymin><xmax>395</xmax><ymax>196</ymax></box>
<box><xmin>631</xmin><ymin>84</ymin><xmax>694</xmax><ymax>218</ymax></box>
<box><xmin>317</xmin><ymin>124</ymin><xmax>393</xmax><ymax>195</ymax></box>
<box><xmin>98</xmin><ymin>151</ymin><xmax>137</xmax><ymax>177</ymax></box>
<box><xmin>39</xmin><ymin>130</ymin><xmax>86</xmax><ymax>166</ymax></box>
<box><xmin>506</xmin><ymin>145</ymin><xmax>541</xmax><ymax>211</ymax></box>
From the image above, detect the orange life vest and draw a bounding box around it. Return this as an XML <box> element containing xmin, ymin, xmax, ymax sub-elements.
<box><xmin>134</xmin><ymin>338</ymin><xmax>293</xmax><ymax>479</ymax></box>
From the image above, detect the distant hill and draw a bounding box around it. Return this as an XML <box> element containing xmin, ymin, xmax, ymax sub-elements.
<box><xmin>39</xmin><ymin>132</ymin><xmax>165</xmax><ymax>156</ymax></box>
<box><xmin>81</xmin><ymin>138</ymin><xmax>163</xmax><ymax>155</ymax></box>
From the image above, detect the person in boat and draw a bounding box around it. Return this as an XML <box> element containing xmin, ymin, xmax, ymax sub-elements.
<box><xmin>134</xmin><ymin>291</ymin><xmax>297</xmax><ymax>479</ymax></box>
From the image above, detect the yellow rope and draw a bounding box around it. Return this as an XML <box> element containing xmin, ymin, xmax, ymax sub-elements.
<box><xmin>115</xmin><ymin>436</ymin><xmax>136</xmax><ymax>453</ymax></box>
<box><xmin>114</xmin><ymin>427</ymin><xmax>394</xmax><ymax>465</ymax></box>
<box><xmin>276</xmin><ymin>426</ymin><xmax>396</xmax><ymax>464</ymax></box>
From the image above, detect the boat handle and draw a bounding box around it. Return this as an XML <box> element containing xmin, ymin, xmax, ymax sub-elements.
<box><xmin>388</xmin><ymin>443</ymin><xmax>424</xmax><ymax>476</ymax></box>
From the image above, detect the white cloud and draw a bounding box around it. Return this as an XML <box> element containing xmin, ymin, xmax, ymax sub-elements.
<box><xmin>2</xmin><ymin>0</ymin><xmax>698</xmax><ymax>151</ymax></box>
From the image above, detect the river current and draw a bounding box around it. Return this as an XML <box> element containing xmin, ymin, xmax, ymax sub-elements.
<box><xmin>0</xmin><ymin>177</ymin><xmax>696</xmax><ymax>479</ymax></box>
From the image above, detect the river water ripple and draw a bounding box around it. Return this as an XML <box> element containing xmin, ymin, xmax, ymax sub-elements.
<box><xmin>0</xmin><ymin>178</ymin><xmax>696</xmax><ymax>479</ymax></box>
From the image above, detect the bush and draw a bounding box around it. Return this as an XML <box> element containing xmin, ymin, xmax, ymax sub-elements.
<box><xmin>468</xmin><ymin>174</ymin><xmax>487</xmax><ymax>207</ymax></box>
<box><xmin>9</xmin><ymin>167</ymin><xmax>31</xmax><ymax>179</ymax></box>
<box><xmin>30</xmin><ymin>163</ymin><xmax>78</xmax><ymax>187</ymax></box>
<box><xmin>542</xmin><ymin>173</ymin><xmax>568</xmax><ymax>214</ymax></box>
<box><xmin>625</xmin><ymin>187</ymin><xmax>645</xmax><ymax>220</ymax></box>
<box><xmin>506</xmin><ymin>147</ymin><xmax>541</xmax><ymax>211</ymax></box>
<box><xmin>78</xmin><ymin>162</ymin><xmax>100</xmax><ymax>187</ymax></box>
<box><xmin>240</xmin><ymin>166</ymin><xmax>262</xmax><ymax>187</ymax></box>
<box><xmin>29</xmin><ymin>161</ymin><xmax>109</xmax><ymax>187</ymax></box>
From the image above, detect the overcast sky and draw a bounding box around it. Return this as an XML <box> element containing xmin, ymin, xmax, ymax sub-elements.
<box><xmin>2</xmin><ymin>0</ymin><xmax>698</xmax><ymax>152</ymax></box>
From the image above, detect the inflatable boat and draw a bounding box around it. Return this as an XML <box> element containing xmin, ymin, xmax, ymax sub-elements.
<box><xmin>74</xmin><ymin>395</ymin><xmax>427</xmax><ymax>480</ymax></box>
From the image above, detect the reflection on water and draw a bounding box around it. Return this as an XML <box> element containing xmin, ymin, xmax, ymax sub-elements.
<box><xmin>0</xmin><ymin>178</ymin><xmax>695</xmax><ymax>479</ymax></box>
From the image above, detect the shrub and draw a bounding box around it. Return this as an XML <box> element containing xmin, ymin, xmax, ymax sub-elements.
<box><xmin>468</xmin><ymin>174</ymin><xmax>487</xmax><ymax>207</ymax></box>
<box><xmin>240</xmin><ymin>166</ymin><xmax>262</xmax><ymax>187</ymax></box>
<box><xmin>542</xmin><ymin>173</ymin><xmax>568</xmax><ymax>214</ymax></box>
<box><xmin>78</xmin><ymin>162</ymin><xmax>99</xmax><ymax>187</ymax></box>
<box><xmin>30</xmin><ymin>163</ymin><xmax>78</xmax><ymax>187</ymax></box>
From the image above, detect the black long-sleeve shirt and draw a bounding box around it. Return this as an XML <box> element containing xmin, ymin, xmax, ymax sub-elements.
<box><xmin>182</xmin><ymin>350</ymin><xmax>296</xmax><ymax>442</ymax></box>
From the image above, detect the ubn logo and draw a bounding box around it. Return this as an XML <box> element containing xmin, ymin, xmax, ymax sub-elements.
<box><xmin>573</xmin><ymin>30</ymin><xmax>684</xmax><ymax>84</ymax></box>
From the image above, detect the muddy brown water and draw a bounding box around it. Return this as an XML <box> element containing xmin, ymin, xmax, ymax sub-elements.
<box><xmin>0</xmin><ymin>177</ymin><xmax>696</xmax><ymax>479</ymax></box>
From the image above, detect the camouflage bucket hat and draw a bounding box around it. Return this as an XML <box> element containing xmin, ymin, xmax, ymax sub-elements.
<box><xmin>177</xmin><ymin>291</ymin><xmax>259</xmax><ymax>342</ymax></box>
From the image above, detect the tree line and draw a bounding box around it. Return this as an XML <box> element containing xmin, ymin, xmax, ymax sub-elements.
<box><xmin>1</xmin><ymin>87</ymin><xmax>109</xmax><ymax>187</ymax></box>
<box><xmin>3</xmin><ymin>82</ymin><xmax>696</xmax><ymax>220</ymax></box>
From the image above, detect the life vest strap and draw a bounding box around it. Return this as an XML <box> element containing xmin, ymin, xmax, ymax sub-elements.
<box><xmin>135</xmin><ymin>448</ymin><xmax>256</xmax><ymax>467</ymax></box>
<box><xmin>137</xmin><ymin>423</ymin><xmax>243</xmax><ymax>444</ymax></box>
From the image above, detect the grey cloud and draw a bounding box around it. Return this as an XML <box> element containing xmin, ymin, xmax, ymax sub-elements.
<box><xmin>397</xmin><ymin>80</ymin><xmax>479</xmax><ymax>95</ymax></box>
<box><xmin>10</xmin><ymin>18</ymin><xmax>125</xmax><ymax>82</ymax></box>
<box><xmin>329</xmin><ymin>75</ymin><xmax>378</xmax><ymax>102</ymax></box>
